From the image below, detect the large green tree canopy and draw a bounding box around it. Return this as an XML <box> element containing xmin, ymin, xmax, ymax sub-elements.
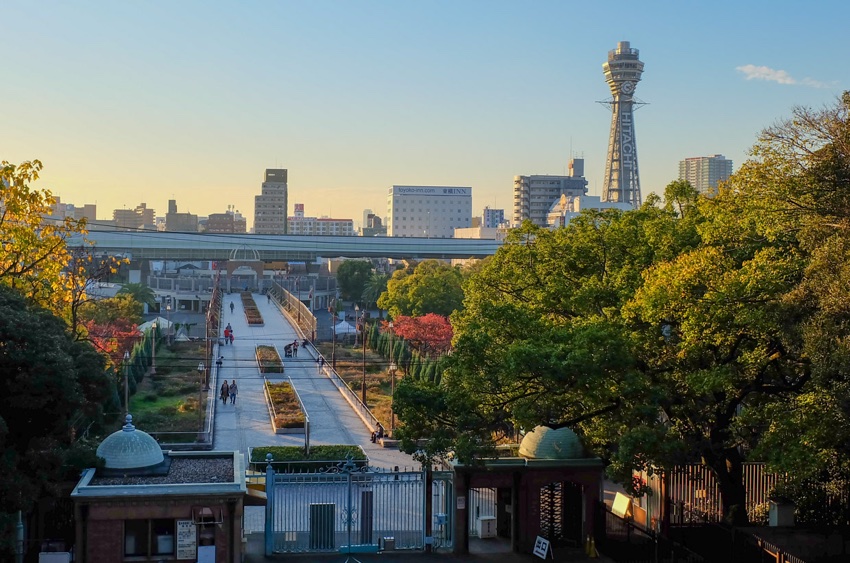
<box><xmin>378</xmin><ymin>259</ymin><xmax>464</xmax><ymax>318</ymax></box>
<box><xmin>336</xmin><ymin>260</ymin><xmax>373</xmax><ymax>302</ymax></box>
<box><xmin>395</xmin><ymin>92</ymin><xmax>850</xmax><ymax>526</ymax></box>
<box><xmin>0</xmin><ymin>284</ymin><xmax>115</xmax><ymax>522</ymax></box>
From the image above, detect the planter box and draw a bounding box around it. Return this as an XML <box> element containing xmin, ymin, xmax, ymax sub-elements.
<box><xmin>264</xmin><ymin>379</ymin><xmax>305</xmax><ymax>435</ymax></box>
<box><xmin>256</xmin><ymin>345</ymin><xmax>284</xmax><ymax>373</ymax></box>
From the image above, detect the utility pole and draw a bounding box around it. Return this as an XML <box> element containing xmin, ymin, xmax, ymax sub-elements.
<box><xmin>361</xmin><ymin>309</ymin><xmax>367</xmax><ymax>407</ymax></box>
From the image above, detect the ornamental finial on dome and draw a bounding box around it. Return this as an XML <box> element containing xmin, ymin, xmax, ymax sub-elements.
<box><xmin>122</xmin><ymin>414</ymin><xmax>135</xmax><ymax>432</ymax></box>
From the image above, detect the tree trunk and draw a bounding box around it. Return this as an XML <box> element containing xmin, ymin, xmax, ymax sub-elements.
<box><xmin>706</xmin><ymin>448</ymin><xmax>749</xmax><ymax>526</ymax></box>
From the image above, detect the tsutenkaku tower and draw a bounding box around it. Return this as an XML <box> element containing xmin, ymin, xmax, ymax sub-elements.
<box><xmin>601</xmin><ymin>41</ymin><xmax>644</xmax><ymax>208</ymax></box>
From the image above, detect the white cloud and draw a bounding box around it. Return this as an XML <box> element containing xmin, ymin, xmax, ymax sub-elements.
<box><xmin>735</xmin><ymin>64</ymin><xmax>831</xmax><ymax>89</ymax></box>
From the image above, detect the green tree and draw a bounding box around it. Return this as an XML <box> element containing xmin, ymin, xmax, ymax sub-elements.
<box><xmin>0</xmin><ymin>285</ymin><xmax>114</xmax><ymax>555</ymax></box>
<box><xmin>377</xmin><ymin>259</ymin><xmax>464</xmax><ymax>318</ymax></box>
<box><xmin>78</xmin><ymin>294</ymin><xmax>144</xmax><ymax>326</ymax></box>
<box><xmin>117</xmin><ymin>282</ymin><xmax>156</xmax><ymax>308</ymax></box>
<box><xmin>361</xmin><ymin>271</ymin><xmax>390</xmax><ymax>316</ymax></box>
<box><xmin>336</xmin><ymin>260</ymin><xmax>373</xmax><ymax>302</ymax></box>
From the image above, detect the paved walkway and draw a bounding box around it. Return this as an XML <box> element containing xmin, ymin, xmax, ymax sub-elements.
<box><xmin>213</xmin><ymin>292</ymin><xmax>417</xmax><ymax>471</ymax></box>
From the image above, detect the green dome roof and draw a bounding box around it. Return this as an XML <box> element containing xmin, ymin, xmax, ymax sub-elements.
<box><xmin>519</xmin><ymin>426</ymin><xmax>584</xmax><ymax>459</ymax></box>
<box><xmin>96</xmin><ymin>415</ymin><xmax>164</xmax><ymax>470</ymax></box>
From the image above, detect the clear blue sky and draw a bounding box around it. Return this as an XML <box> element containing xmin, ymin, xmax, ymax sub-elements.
<box><xmin>3</xmin><ymin>1</ymin><xmax>848</xmax><ymax>229</ymax></box>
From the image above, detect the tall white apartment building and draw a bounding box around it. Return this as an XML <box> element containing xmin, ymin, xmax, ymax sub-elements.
<box><xmin>513</xmin><ymin>158</ymin><xmax>588</xmax><ymax>227</ymax></box>
<box><xmin>288</xmin><ymin>203</ymin><xmax>354</xmax><ymax>236</ymax></box>
<box><xmin>254</xmin><ymin>169</ymin><xmax>288</xmax><ymax>234</ymax></box>
<box><xmin>678</xmin><ymin>154</ymin><xmax>733</xmax><ymax>196</ymax></box>
<box><xmin>387</xmin><ymin>186</ymin><xmax>472</xmax><ymax>238</ymax></box>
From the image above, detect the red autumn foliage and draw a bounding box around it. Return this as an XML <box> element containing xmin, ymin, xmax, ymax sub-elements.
<box><xmin>386</xmin><ymin>314</ymin><xmax>453</xmax><ymax>357</ymax></box>
<box><xmin>84</xmin><ymin>319</ymin><xmax>142</xmax><ymax>368</ymax></box>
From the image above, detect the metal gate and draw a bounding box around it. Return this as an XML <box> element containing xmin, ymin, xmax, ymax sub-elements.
<box><xmin>264</xmin><ymin>457</ymin><xmax>426</xmax><ymax>555</ymax></box>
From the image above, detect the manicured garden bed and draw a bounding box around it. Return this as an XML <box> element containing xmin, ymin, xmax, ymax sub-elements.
<box><xmin>241</xmin><ymin>292</ymin><xmax>264</xmax><ymax>325</ymax></box>
<box><xmin>248</xmin><ymin>445</ymin><xmax>368</xmax><ymax>472</ymax></box>
<box><xmin>256</xmin><ymin>345</ymin><xmax>284</xmax><ymax>373</ymax></box>
<box><xmin>264</xmin><ymin>380</ymin><xmax>305</xmax><ymax>434</ymax></box>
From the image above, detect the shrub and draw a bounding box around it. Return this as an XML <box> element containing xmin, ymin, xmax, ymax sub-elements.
<box><xmin>252</xmin><ymin>445</ymin><xmax>366</xmax><ymax>462</ymax></box>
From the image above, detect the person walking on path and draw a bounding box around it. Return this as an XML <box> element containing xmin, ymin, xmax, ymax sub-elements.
<box><xmin>230</xmin><ymin>302</ymin><xmax>234</xmax><ymax>314</ymax></box>
<box><xmin>317</xmin><ymin>356</ymin><xmax>325</xmax><ymax>372</ymax></box>
<box><xmin>229</xmin><ymin>380</ymin><xmax>238</xmax><ymax>404</ymax></box>
<box><xmin>292</xmin><ymin>340</ymin><xmax>298</xmax><ymax>357</ymax></box>
<box><xmin>220</xmin><ymin>380</ymin><xmax>229</xmax><ymax>405</ymax></box>
<box><xmin>216</xmin><ymin>355</ymin><xmax>223</xmax><ymax>375</ymax></box>
<box><xmin>224</xmin><ymin>327</ymin><xmax>231</xmax><ymax>345</ymax></box>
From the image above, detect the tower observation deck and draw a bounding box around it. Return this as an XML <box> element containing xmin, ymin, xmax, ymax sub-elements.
<box><xmin>601</xmin><ymin>41</ymin><xmax>644</xmax><ymax>208</ymax></box>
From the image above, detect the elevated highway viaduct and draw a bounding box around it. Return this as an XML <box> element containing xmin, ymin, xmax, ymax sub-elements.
<box><xmin>71</xmin><ymin>230</ymin><xmax>503</xmax><ymax>262</ymax></box>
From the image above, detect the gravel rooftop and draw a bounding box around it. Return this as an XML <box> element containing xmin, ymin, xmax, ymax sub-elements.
<box><xmin>89</xmin><ymin>456</ymin><xmax>234</xmax><ymax>486</ymax></box>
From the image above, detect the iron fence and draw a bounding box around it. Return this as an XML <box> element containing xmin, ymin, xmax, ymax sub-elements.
<box><xmin>265</xmin><ymin>459</ymin><xmax>426</xmax><ymax>555</ymax></box>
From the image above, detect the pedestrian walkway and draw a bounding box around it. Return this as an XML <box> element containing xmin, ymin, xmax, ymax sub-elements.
<box><xmin>213</xmin><ymin>292</ymin><xmax>416</xmax><ymax>471</ymax></box>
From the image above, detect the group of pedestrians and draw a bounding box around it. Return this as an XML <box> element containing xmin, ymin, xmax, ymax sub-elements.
<box><xmin>223</xmin><ymin>323</ymin><xmax>234</xmax><ymax>345</ymax></box>
<box><xmin>219</xmin><ymin>379</ymin><xmax>238</xmax><ymax>405</ymax></box>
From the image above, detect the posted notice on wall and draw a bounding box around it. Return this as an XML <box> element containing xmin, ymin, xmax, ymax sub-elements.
<box><xmin>176</xmin><ymin>520</ymin><xmax>197</xmax><ymax>560</ymax></box>
<box><xmin>456</xmin><ymin>496</ymin><xmax>466</xmax><ymax>510</ymax></box>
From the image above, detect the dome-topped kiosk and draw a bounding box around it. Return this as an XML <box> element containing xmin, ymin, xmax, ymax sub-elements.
<box><xmin>72</xmin><ymin>415</ymin><xmax>247</xmax><ymax>562</ymax></box>
<box><xmin>450</xmin><ymin>425</ymin><xmax>603</xmax><ymax>556</ymax></box>
<box><xmin>96</xmin><ymin>414</ymin><xmax>164</xmax><ymax>471</ymax></box>
<box><xmin>519</xmin><ymin>425</ymin><xmax>585</xmax><ymax>460</ymax></box>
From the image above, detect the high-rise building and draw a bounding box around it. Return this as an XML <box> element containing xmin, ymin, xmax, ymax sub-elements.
<box><xmin>513</xmin><ymin>158</ymin><xmax>588</xmax><ymax>227</ymax></box>
<box><xmin>601</xmin><ymin>41</ymin><xmax>644</xmax><ymax>208</ymax></box>
<box><xmin>387</xmin><ymin>186</ymin><xmax>472</xmax><ymax>238</ymax></box>
<box><xmin>254</xmin><ymin>169</ymin><xmax>288</xmax><ymax>234</ymax></box>
<box><xmin>678</xmin><ymin>154</ymin><xmax>733</xmax><ymax>196</ymax></box>
<box><xmin>482</xmin><ymin>206</ymin><xmax>505</xmax><ymax>228</ymax></box>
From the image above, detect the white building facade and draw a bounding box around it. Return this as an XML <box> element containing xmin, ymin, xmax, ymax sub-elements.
<box><xmin>387</xmin><ymin>186</ymin><xmax>472</xmax><ymax>238</ymax></box>
<box><xmin>546</xmin><ymin>195</ymin><xmax>632</xmax><ymax>228</ymax></box>
<box><xmin>288</xmin><ymin>203</ymin><xmax>354</xmax><ymax>236</ymax></box>
<box><xmin>482</xmin><ymin>206</ymin><xmax>505</xmax><ymax>228</ymax></box>
<box><xmin>678</xmin><ymin>154</ymin><xmax>733</xmax><ymax>196</ymax></box>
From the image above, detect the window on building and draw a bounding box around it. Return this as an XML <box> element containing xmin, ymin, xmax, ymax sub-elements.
<box><xmin>125</xmin><ymin>519</ymin><xmax>175</xmax><ymax>558</ymax></box>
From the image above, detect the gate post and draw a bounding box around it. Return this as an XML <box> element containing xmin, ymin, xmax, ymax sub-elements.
<box><xmin>265</xmin><ymin>454</ymin><xmax>275</xmax><ymax>556</ymax></box>
<box><xmin>424</xmin><ymin>464</ymin><xmax>433</xmax><ymax>552</ymax></box>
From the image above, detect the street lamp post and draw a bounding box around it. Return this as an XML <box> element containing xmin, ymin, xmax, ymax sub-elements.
<box><xmin>360</xmin><ymin>307</ymin><xmax>367</xmax><ymax>407</ymax></box>
<box><xmin>388</xmin><ymin>321</ymin><xmax>396</xmax><ymax>435</ymax></box>
<box><xmin>331</xmin><ymin>301</ymin><xmax>337</xmax><ymax>370</ymax></box>
<box><xmin>197</xmin><ymin>362</ymin><xmax>205</xmax><ymax>430</ymax></box>
<box><xmin>354</xmin><ymin>304</ymin><xmax>360</xmax><ymax>346</ymax></box>
<box><xmin>123</xmin><ymin>351</ymin><xmax>130</xmax><ymax>415</ymax></box>
<box><xmin>151</xmin><ymin>321</ymin><xmax>157</xmax><ymax>375</ymax></box>
<box><xmin>166</xmin><ymin>301</ymin><xmax>172</xmax><ymax>344</ymax></box>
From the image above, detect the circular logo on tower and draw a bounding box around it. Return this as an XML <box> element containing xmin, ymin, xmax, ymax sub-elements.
<box><xmin>620</xmin><ymin>81</ymin><xmax>635</xmax><ymax>94</ymax></box>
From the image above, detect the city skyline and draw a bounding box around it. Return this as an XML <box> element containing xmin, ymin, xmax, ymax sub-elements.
<box><xmin>3</xmin><ymin>1</ymin><xmax>848</xmax><ymax>230</ymax></box>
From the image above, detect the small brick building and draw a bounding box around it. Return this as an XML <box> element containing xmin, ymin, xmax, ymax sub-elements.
<box><xmin>71</xmin><ymin>415</ymin><xmax>246</xmax><ymax>562</ymax></box>
<box><xmin>452</xmin><ymin>426</ymin><xmax>604</xmax><ymax>555</ymax></box>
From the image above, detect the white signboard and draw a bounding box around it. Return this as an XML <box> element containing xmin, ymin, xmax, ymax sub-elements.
<box><xmin>533</xmin><ymin>535</ymin><xmax>551</xmax><ymax>559</ymax></box>
<box><xmin>456</xmin><ymin>496</ymin><xmax>466</xmax><ymax>510</ymax></box>
<box><xmin>176</xmin><ymin>520</ymin><xmax>197</xmax><ymax>560</ymax></box>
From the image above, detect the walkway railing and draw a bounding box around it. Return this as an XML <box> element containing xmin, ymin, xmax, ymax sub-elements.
<box><xmin>318</xmin><ymin>359</ymin><xmax>380</xmax><ymax>432</ymax></box>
